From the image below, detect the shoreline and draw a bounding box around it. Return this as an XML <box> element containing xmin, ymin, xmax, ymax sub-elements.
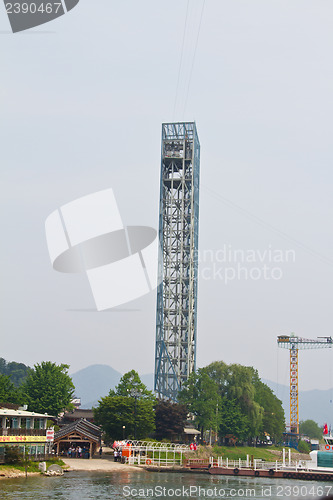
<box><xmin>0</xmin><ymin>458</ymin><xmax>144</xmax><ymax>479</ymax></box>
<box><xmin>0</xmin><ymin>468</ymin><xmax>41</xmax><ymax>480</ymax></box>
<box><xmin>62</xmin><ymin>457</ymin><xmax>144</xmax><ymax>472</ymax></box>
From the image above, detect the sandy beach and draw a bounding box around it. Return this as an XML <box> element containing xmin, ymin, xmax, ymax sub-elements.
<box><xmin>63</xmin><ymin>457</ymin><xmax>144</xmax><ymax>472</ymax></box>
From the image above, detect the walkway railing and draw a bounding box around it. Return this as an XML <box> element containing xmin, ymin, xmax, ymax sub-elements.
<box><xmin>214</xmin><ymin>457</ymin><xmax>309</xmax><ymax>471</ymax></box>
<box><xmin>122</xmin><ymin>440</ymin><xmax>189</xmax><ymax>451</ymax></box>
<box><xmin>127</xmin><ymin>456</ymin><xmax>183</xmax><ymax>467</ymax></box>
<box><xmin>122</xmin><ymin>440</ymin><xmax>190</xmax><ymax>467</ymax></box>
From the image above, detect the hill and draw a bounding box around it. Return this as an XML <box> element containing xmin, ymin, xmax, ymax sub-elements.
<box><xmin>0</xmin><ymin>358</ymin><xmax>31</xmax><ymax>387</ymax></box>
<box><xmin>71</xmin><ymin>365</ymin><xmax>154</xmax><ymax>408</ymax></box>
<box><xmin>263</xmin><ymin>379</ymin><xmax>333</xmax><ymax>427</ymax></box>
<box><xmin>71</xmin><ymin>364</ymin><xmax>122</xmax><ymax>408</ymax></box>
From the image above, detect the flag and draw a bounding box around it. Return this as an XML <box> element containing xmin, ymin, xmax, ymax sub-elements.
<box><xmin>323</xmin><ymin>423</ymin><xmax>329</xmax><ymax>435</ymax></box>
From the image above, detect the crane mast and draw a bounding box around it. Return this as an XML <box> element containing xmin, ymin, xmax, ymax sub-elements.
<box><xmin>277</xmin><ymin>333</ymin><xmax>333</xmax><ymax>435</ymax></box>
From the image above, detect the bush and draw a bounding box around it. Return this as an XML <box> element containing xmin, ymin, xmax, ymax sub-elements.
<box><xmin>4</xmin><ymin>446</ymin><xmax>22</xmax><ymax>464</ymax></box>
<box><xmin>298</xmin><ymin>440</ymin><xmax>311</xmax><ymax>454</ymax></box>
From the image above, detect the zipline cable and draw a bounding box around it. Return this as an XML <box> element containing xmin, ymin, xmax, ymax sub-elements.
<box><xmin>173</xmin><ymin>0</ymin><xmax>190</xmax><ymax>120</ymax></box>
<box><xmin>202</xmin><ymin>183</ymin><xmax>333</xmax><ymax>268</ymax></box>
<box><xmin>183</xmin><ymin>0</ymin><xmax>206</xmax><ymax>117</ymax></box>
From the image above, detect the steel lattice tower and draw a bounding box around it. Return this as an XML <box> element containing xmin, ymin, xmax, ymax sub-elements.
<box><xmin>155</xmin><ymin>122</ymin><xmax>200</xmax><ymax>401</ymax></box>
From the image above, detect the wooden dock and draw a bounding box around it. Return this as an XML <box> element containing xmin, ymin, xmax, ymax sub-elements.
<box><xmin>182</xmin><ymin>459</ymin><xmax>333</xmax><ymax>481</ymax></box>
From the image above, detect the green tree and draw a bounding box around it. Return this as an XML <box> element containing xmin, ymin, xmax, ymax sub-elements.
<box><xmin>154</xmin><ymin>400</ymin><xmax>188</xmax><ymax>441</ymax></box>
<box><xmin>252</xmin><ymin>371</ymin><xmax>285</xmax><ymax>441</ymax></box>
<box><xmin>0</xmin><ymin>374</ymin><xmax>22</xmax><ymax>405</ymax></box>
<box><xmin>94</xmin><ymin>395</ymin><xmax>155</xmax><ymax>441</ymax></box>
<box><xmin>219</xmin><ymin>397</ymin><xmax>249</xmax><ymax>441</ymax></box>
<box><xmin>0</xmin><ymin>358</ymin><xmax>31</xmax><ymax>387</ymax></box>
<box><xmin>179</xmin><ymin>369</ymin><xmax>221</xmax><ymax>440</ymax></box>
<box><xmin>224</xmin><ymin>364</ymin><xmax>263</xmax><ymax>438</ymax></box>
<box><xmin>203</xmin><ymin>361</ymin><xmax>228</xmax><ymax>393</ymax></box>
<box><xmin>300</xmin><ymin>420</ymin><xmax>323</xmax><ymax>440</ymax></box>
<box><xmin>298</xmin><ymin>440</ymin><xmax>311</xmax><ymax>454</ymax></box>
<box><xmin>115</xmin><ymin>370</ymin><xmax>154</xmax><ymax>400</ymax></box>
<box><xmin>179</xmin><ymin>361</ymin><xmax>285</xmax><ymax>444</ymax></box>
<box><xmin>94</xmin><ymin>370</ymin><xmax>155</xmax><ymax>441</ymax></box>
<box><xmin>204</xmin><ymin>361</ymin><xmax>263</xmax><ymax>441</ymax></box>
<box><xmin>23</xmin><ymin>362</ymin><xmax>74</xmax><ymax>416</ymax></box>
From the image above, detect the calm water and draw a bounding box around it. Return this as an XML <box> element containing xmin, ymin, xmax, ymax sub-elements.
<box><xmin>0</xmin><ymin>471</ymin><xmax>332</xmax><ymax>499</ymax></box>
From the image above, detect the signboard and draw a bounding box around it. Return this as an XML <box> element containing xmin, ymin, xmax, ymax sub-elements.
<box><xmin>46</xmin><ymin>429</ymin><xmax>54</xmax><ymax>441</ymax></box>
<box><xmin>0</xmin><ymin>436</ymin><xmax>47</xmax><ymax>443</ymax></box>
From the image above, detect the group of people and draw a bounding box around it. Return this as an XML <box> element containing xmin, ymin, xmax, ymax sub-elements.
<box><xmin>66</xmin><ymin>446</ymin><xmax>90</xmax><ymax>459</ymax></box>
<box><xmin>113</xmin><ymin>448</ymin><xmax>123</xmax><ymax>462</ymax></box>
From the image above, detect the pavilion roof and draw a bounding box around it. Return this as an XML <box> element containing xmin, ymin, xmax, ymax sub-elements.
<box><xmin>54</xmin><ymin>418</ymin><xmax>101</xmax><ymax>443</ymax></box>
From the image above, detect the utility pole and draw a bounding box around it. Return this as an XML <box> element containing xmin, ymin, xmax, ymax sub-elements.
<box><xmin>128</xmin><ymin>389</ymin><xmax>141</xmax><ymax>440</ymax></box>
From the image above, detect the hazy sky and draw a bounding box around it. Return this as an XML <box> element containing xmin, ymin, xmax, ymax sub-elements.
<box><xmin>1</xmin><ymin>1</ymin><xmax>333</xmax><ymax>395</ymax></box>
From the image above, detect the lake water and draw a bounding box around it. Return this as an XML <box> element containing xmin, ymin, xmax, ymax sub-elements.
<box><xmin>0</xmin><ymin>471</ymin><xmax>332</xmax><ymax>499</ymax></box>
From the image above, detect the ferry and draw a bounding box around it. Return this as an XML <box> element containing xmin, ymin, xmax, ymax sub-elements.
<box><xmin>307</xmin><ymin>427</ymin><xmax>333</xmax><ymax>472</ymax></box>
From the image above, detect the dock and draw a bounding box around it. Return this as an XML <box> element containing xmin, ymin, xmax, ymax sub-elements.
<box><xmin>182</xmin><ymin>458</ymin><xmax>333</xmax><ymax>482</ymax></box>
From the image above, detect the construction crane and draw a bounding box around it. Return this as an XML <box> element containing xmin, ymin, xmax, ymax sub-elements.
<box><xmin>277</xmin><ymin>333</ymin><xmax>333</xmax><ymax>435</ymax></box>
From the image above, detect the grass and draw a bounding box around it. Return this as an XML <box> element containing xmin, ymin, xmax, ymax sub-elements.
<box><xmin>0</xmin><ymin>459</ymin><xmax>66</xmax><ymax>474</ymax></box>
<box><xmin>211</xmin><ymin>445</ymin><xmax>289</xmax><ymax>461</ymax></box>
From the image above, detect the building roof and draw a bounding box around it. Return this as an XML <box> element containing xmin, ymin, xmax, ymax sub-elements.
<box><xmin>183</xmin><ymin>427</ymin><xmax>201</xmax><ymax>435</ymax></box>
<box><xmin>63</xmin><ymin>409</ymin><xmax>94</xmax><ymax>420</ymax></box>
<box><xmin>0</xmin><ymin>408</ymin><xmax>52</xmax><ymax>418</ymax></box>
<box><xmin>0</xmin><ymin>403</ymin><xmax>20</xmax><ymax>410</ymax></box>
<box><xmin>54</xmin><ymin>418</ymin><xmax>101</xmax><ymax>443</ymax></box>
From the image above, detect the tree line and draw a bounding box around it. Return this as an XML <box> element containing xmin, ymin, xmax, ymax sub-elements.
<box><xmin>0</xmin><ymin>357</ymin><xmax>286</xmax><ymax>444</ymax></box>
<box><xmin>0</xmin><ymin>360</ymin><xmax>74</xmax><ymax>416</ymax></box>
<box><xmin>94</xmin><ymin>363</ymin><xmax>286</xmax><ymax>444</ymax></box>
<box><xmin>178</xmin><ymin>361</ymin><xmax>285</xmax><ymax>444</ymax></box>
<box><xmin>0</xmin><ymin>358</ymin><xmax>32</xmax><ymax>387</ymax></box>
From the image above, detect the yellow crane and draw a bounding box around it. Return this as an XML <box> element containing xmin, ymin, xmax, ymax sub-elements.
<box><xmin>277</xmin><ymin>333</ymin><xmax>333</xmax><ymax>434</ymax></box>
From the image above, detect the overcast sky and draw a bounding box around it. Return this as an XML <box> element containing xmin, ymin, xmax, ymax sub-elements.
<box><xmin>1</xmin><ymin>1</ymin><xmax>333</xmax><ymax>396</ymax></box>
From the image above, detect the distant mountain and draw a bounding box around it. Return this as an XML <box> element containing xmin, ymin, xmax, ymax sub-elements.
<box><xmin>140</xmin><ymin>373</ymin><xmax>154</xmax><ymax>392</ymax></box>
<box><xmin>299</xmin><ymin>389</ymin><xmax>333</xmax><ymax>427</ymax></box>
<box><xmin>71</xmin><ymin>364</ymin><xmax>154</xmax><ymax>408</ymax></box>
<box><xmin>71</xmin><ymin>364</ymin><xmax>122</xmax><ymax>408</ymax></box>
<box><xmin>263</xmin><ymin>379</ymin><xmax>333</xmax><ymax>427</ymax></box>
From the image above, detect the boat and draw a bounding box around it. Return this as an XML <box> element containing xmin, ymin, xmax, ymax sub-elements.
<box><xmin>209</xmin><ymin>427</ymin><xmax>333</xmax><ymax>480</ymax></box>
<box><xmin>307</xmin><ymin>426</ymin><xmax>333</xmax><ymax>472</ymax></box>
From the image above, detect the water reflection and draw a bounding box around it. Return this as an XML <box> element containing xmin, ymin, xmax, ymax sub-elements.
<box><xmin>0</xmin><ymin>471</ymin><xmax>331</xmax><ymax>499</ymax></box>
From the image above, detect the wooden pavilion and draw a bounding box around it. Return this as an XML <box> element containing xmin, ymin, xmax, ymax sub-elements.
<box><xmin>54</xmin><ymin>418</ymin><xmax>101</xmax><ymax>459</ymax></box>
